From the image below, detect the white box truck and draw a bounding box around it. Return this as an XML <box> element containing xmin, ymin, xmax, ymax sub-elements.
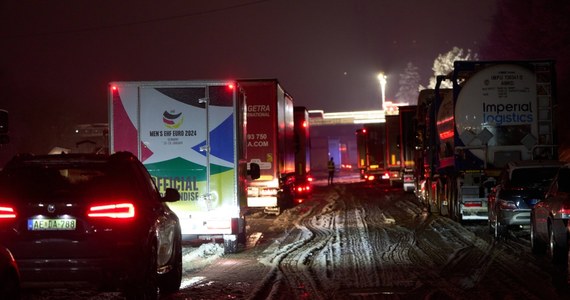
<box><xmin>108</xmin><ymin>80</ymin><xmax>258</xmax><ymax>253</ymax></box>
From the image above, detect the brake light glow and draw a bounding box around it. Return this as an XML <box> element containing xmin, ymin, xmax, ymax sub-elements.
<box><xmin>88</xmin><ymin>203</ymin><xmax>135</xmax><ymax>219</ymax></box>
<box><xmin>555</xmin><ymin>204</ymin><xmax>570</xmax><ymax>218</ymax></box>
<box><xmin>498</xmin><ymin>200</ymin><xmax>517</xmax><ymax>210</ymax></box>
<box><xmin>0</xmin><ymin>206</ymin><xmax>16</xmax><ymax>219</ymax></box>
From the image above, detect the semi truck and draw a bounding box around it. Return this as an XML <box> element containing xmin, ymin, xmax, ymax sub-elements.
<box><xmin>293</xmin><ymin>106</ymin><xmax>312</xmax><ymax>202</ymax></box>
<box><xmin>356</xmin><ymin>123</ymin><xmax>388</xmax><ymax>182</ymax></box>
<box><xmin>399</xmin><ymin>105</ymin><xmax>417</xmax><ymax>192</ymax></box>
<box><xmin>239</xmin><ymin>79</ymin><xmax>296</xmax><ymax>215</ymax></box>
<box><xmin>385</xmin><ymin>113</ymin><xmax>402</xmax><ymax>185</ymax></box>
<box><xmin>108</xmin><ymin>80</ymin><xmax>259</xmax><ymax>253</ymax></box>
<box><xmin>415</xmin><ymin>60</ymin><xmax>557</xmax><ymax>222</ymax></box>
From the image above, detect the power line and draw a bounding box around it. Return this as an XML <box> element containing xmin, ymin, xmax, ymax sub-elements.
<box><xmin>1</xmin><ymin>0</ymin><xmax>272</xmax><ymax>39</ymax></box>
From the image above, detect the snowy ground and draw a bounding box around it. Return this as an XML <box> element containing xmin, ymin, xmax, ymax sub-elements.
<box><xmin>20</xmin><ymin>171</ymin><xmax>570</xmax><ymax>299</ymax></box>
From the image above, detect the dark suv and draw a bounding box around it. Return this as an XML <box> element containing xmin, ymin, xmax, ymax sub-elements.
<box><xmin>0</xmin><ymin>152</ymin><xmax>182</xmax><ymax>299</ymax></box>
<box><xmin>488</xmin><ymin>160</ymin><xmax>564</xmax><ymax>239</ymax></box>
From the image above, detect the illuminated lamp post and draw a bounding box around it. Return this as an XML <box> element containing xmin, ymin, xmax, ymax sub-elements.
<box><xmin>377</xmin><ymin>73</ymin><xmax>387</xmax><ymax>111</ymax></box>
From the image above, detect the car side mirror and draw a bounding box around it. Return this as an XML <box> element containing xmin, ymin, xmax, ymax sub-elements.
<box><xmin>162</xmin><ymin>188</ymin><xmax>181</xmax><ymax>202</ymax></box>
<box><xmin>248</xmin><ymin>163</ymin><xmax>260</xmax><ymax>180</ymax></box>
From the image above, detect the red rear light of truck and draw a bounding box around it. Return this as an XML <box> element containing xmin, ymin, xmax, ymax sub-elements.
<box><xmin>88</xmin><ymin>203</ymin><xmax>135</xmax><ymax>219</ymax></box>
<box><xmin>0</xmin><ymin>205</ymin><xmax>16</xmax><ymax>219</ymax></box>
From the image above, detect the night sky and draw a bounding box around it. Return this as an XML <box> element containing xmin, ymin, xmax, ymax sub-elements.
<box><xmin>1</xmin><ymin>0</ymin><xmax>496</xmax><ymax>155</ymax></box>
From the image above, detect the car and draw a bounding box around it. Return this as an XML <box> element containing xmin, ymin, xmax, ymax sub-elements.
<box><xmin>0</xmin><ymin>152</ymin><xmax>182</xmax><ymax>299</ymax></box>
<box><xmin>0</xmin><ymin>246</ymin><xmax>20</xmax><ymax>299</ymax></box>
<box><xmin>488</xmin><ymin>160</ymin><xmax>564</xmax><ymax>239</ymax></box>
<box><xmin>292</xmin><ymin>175</ymin><xmax>313</xmax><ymax>204</ymax></box>
<box><xmin>531</xmin><ymin>163</ymin><xmax>570</xmax><ymax>263</ymax></box>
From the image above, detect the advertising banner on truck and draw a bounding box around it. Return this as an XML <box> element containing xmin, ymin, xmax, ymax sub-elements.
<box><xmin>110</xmin><ymin>82</ymin><xmax>244</xmax><ymax>235</ymax></box>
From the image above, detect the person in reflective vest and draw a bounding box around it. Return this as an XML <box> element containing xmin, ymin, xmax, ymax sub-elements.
<box><xmin>327</xmin><ymin>157</ymin><xmax>335</xmax><ymax>185</ymax></box>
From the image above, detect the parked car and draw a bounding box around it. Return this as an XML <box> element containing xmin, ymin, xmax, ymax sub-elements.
<box><xmin>0</xmin><ymin>246</ymin><xmax>20</xmax><ymax>299</ymax></box>
<box><xmin>531</xmin><ymin>163</ymin><xmax>570</xmax><ymax>263</ymax></box>
<box><xmin>488</xmin><ymin>160</ymin><xmax>564</xmax><ymax>239</ymax></box>
<box><xmin>0</xmin><ymin>152</ymin><xmax>182</xmax><ymax>299</ymax></box>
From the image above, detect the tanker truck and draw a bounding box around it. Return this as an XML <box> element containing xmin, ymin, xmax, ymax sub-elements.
<box><xmin>419</xmin><ymin>60</ymin><xmax>557</xmax><ymax>222</ymax></box>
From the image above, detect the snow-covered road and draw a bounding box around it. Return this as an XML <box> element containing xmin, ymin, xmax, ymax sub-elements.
<box><xmin>20</xmin><ymin>175</ymin><xmax>570</xmax><ymax>299</ymax></box>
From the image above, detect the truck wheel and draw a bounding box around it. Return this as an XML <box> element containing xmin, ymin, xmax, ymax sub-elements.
<box><xmin>438</xmin><ymin>182</ymin><xmax>449</xmax><ymax>216</ymax></box>
<box><xmin>448</xmin><ymin>180</ymin><xmax>461</xmax><ymax>222</ymax></box>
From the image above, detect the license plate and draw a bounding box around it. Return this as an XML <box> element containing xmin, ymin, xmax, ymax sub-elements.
<box><xmin>28</xmin><ymin>218</ymin><xmax>77</xmax><ymax>231</ymax></box>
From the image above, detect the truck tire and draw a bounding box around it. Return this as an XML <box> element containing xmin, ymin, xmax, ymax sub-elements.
<box><xmin>438</xmin><ymin>181</ymin><xmax>449</xmax><ymax>217</ymax></box>
<box><xmin>448</xmin><ymin>178</ymin><xmax>461</xmax><ymax>222</ymax></box>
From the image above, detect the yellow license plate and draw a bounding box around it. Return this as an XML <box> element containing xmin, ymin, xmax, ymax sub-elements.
<box><xmin>27</xmin><ymin>218</ymin><xmax>77</xmax><ymax>231</ymax></box>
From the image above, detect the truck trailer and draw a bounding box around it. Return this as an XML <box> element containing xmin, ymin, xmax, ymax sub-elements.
<box><xmin>108</xmin><ymin>80</ymin><xmax>259</xmax><ymax>253</ymax></box>
<box><xmin>239</xmin><ymin>79</ymin><xmax>296</xmax><ymax>215</ymax></box>
<box><xmin>385</xmin><ymin>114</ymin><xmax>402</xmax><ymax>186</ymax></box>
<box><xmin>292</xmin><ymin>106</ymin><xmax>312</xmax><ymax>202</ymax></box>
<box><xmin>399</xmin><ymin>105</ymin><xmax>417</xmax><ymax>192</ymax></box>
<box><xmin>356</xmin><ymin>123</ymin><xmax>388</xmax><ymax>182</ymax></box>
<box><xmin>416</xmin><ymin>60</ymin><xmax>557</xmax><ymax>222</ymax></box>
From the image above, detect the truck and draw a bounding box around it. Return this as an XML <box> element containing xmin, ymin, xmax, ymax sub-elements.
<box><xmin>399</xmin><ymin>105</ymin><xmax>417</xmax><ymax>192</ymax></box>
<box><xmin>356</xmin><ymin>122</ymin><xmax>388</xmax><ymax>182</ymax></box>
<box><xmin>108</xmin><ymin>80</ymin><xmax>259</xmax><ymax>253</ymax></box>
<box><xmin>385</xmin><ymin>113</ymin><xmax>402</xmax><ymax>186</ymax></box>
<box><xmin>239</xmin><ymin>79</ymin><xmax>296</xmax><ymax>215</ymax></box>
<box><xmin>293</xmin><ymin>106</ymin><xmax>312</xmax><ymax>202</ymax></box>
<box><xmin>415</xmin><ymin>60</ymin><xmax>557</xmax><ymax>222</ymax></box>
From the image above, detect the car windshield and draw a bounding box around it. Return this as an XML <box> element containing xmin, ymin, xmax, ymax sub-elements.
<box><xmin>0</xmin><ymin>161</ymin><xmax>134</xmax><ymax>202</ymax></box>
<box><xmin>510</xmin><ymin>166</ymin><xmax>560</xmax><ymax>189</ymax></box>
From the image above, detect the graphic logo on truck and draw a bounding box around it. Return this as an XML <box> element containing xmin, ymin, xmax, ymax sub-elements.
<box><xmin>455</xmin><ymin>64</ymin><xmax>537</xmax><ymax>149</ymax></box>
<box><xmin>163</xmin><ymin>110</ymin><xmax>184</xmax><ymax>129</ymax></box>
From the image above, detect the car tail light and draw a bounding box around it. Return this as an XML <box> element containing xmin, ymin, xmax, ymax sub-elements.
<box><xmin>88</xmin><ymin>203</ymin><xmax>135</xmax><ymax>219</ymax></box>
<box><xmin>498</xmin><ymin>200</ymin><xmax>517</xmax><ymax>210</ymax></box>
<box><xmin>367</xmin><ymin>175</ymin><xmax>375</xmax><ymax>181</ymax></box>
<box><xmin>0</xmin><ymin>205</ymin><xmax>16</xmax><ymax>219</ymax></box>
<box><xmin>554</xmin><ymin>203</ymin><xmax>570</xmax><ymax>218</ymax></box>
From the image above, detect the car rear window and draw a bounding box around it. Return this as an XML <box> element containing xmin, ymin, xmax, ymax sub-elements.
<box><xmin>510</xmin><ymin>166</ymin><xmax>560</xmax><ymax>189</ymax></box>
<box><xmin>0</xmin><ymin>161</ymin><xmax>135</xmax><ymax>202</ymax></box>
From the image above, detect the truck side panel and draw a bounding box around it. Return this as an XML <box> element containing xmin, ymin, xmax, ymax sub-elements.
<box><xmin>241</xmin><ymin>80</ymin><xmax>295</xmax><ymax>210</ymax></box>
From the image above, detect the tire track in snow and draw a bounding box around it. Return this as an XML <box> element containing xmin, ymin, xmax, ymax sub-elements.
<box><xmin>249</xmin><ymin>186</ymin><xmax>340</xmax><ymax>300</ymax></box>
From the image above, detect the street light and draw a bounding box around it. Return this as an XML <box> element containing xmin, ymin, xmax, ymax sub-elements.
<box><xmin>377</xmin><ymin>73</ymin><xmax>387</xmax><ymax>111</ymax></box>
